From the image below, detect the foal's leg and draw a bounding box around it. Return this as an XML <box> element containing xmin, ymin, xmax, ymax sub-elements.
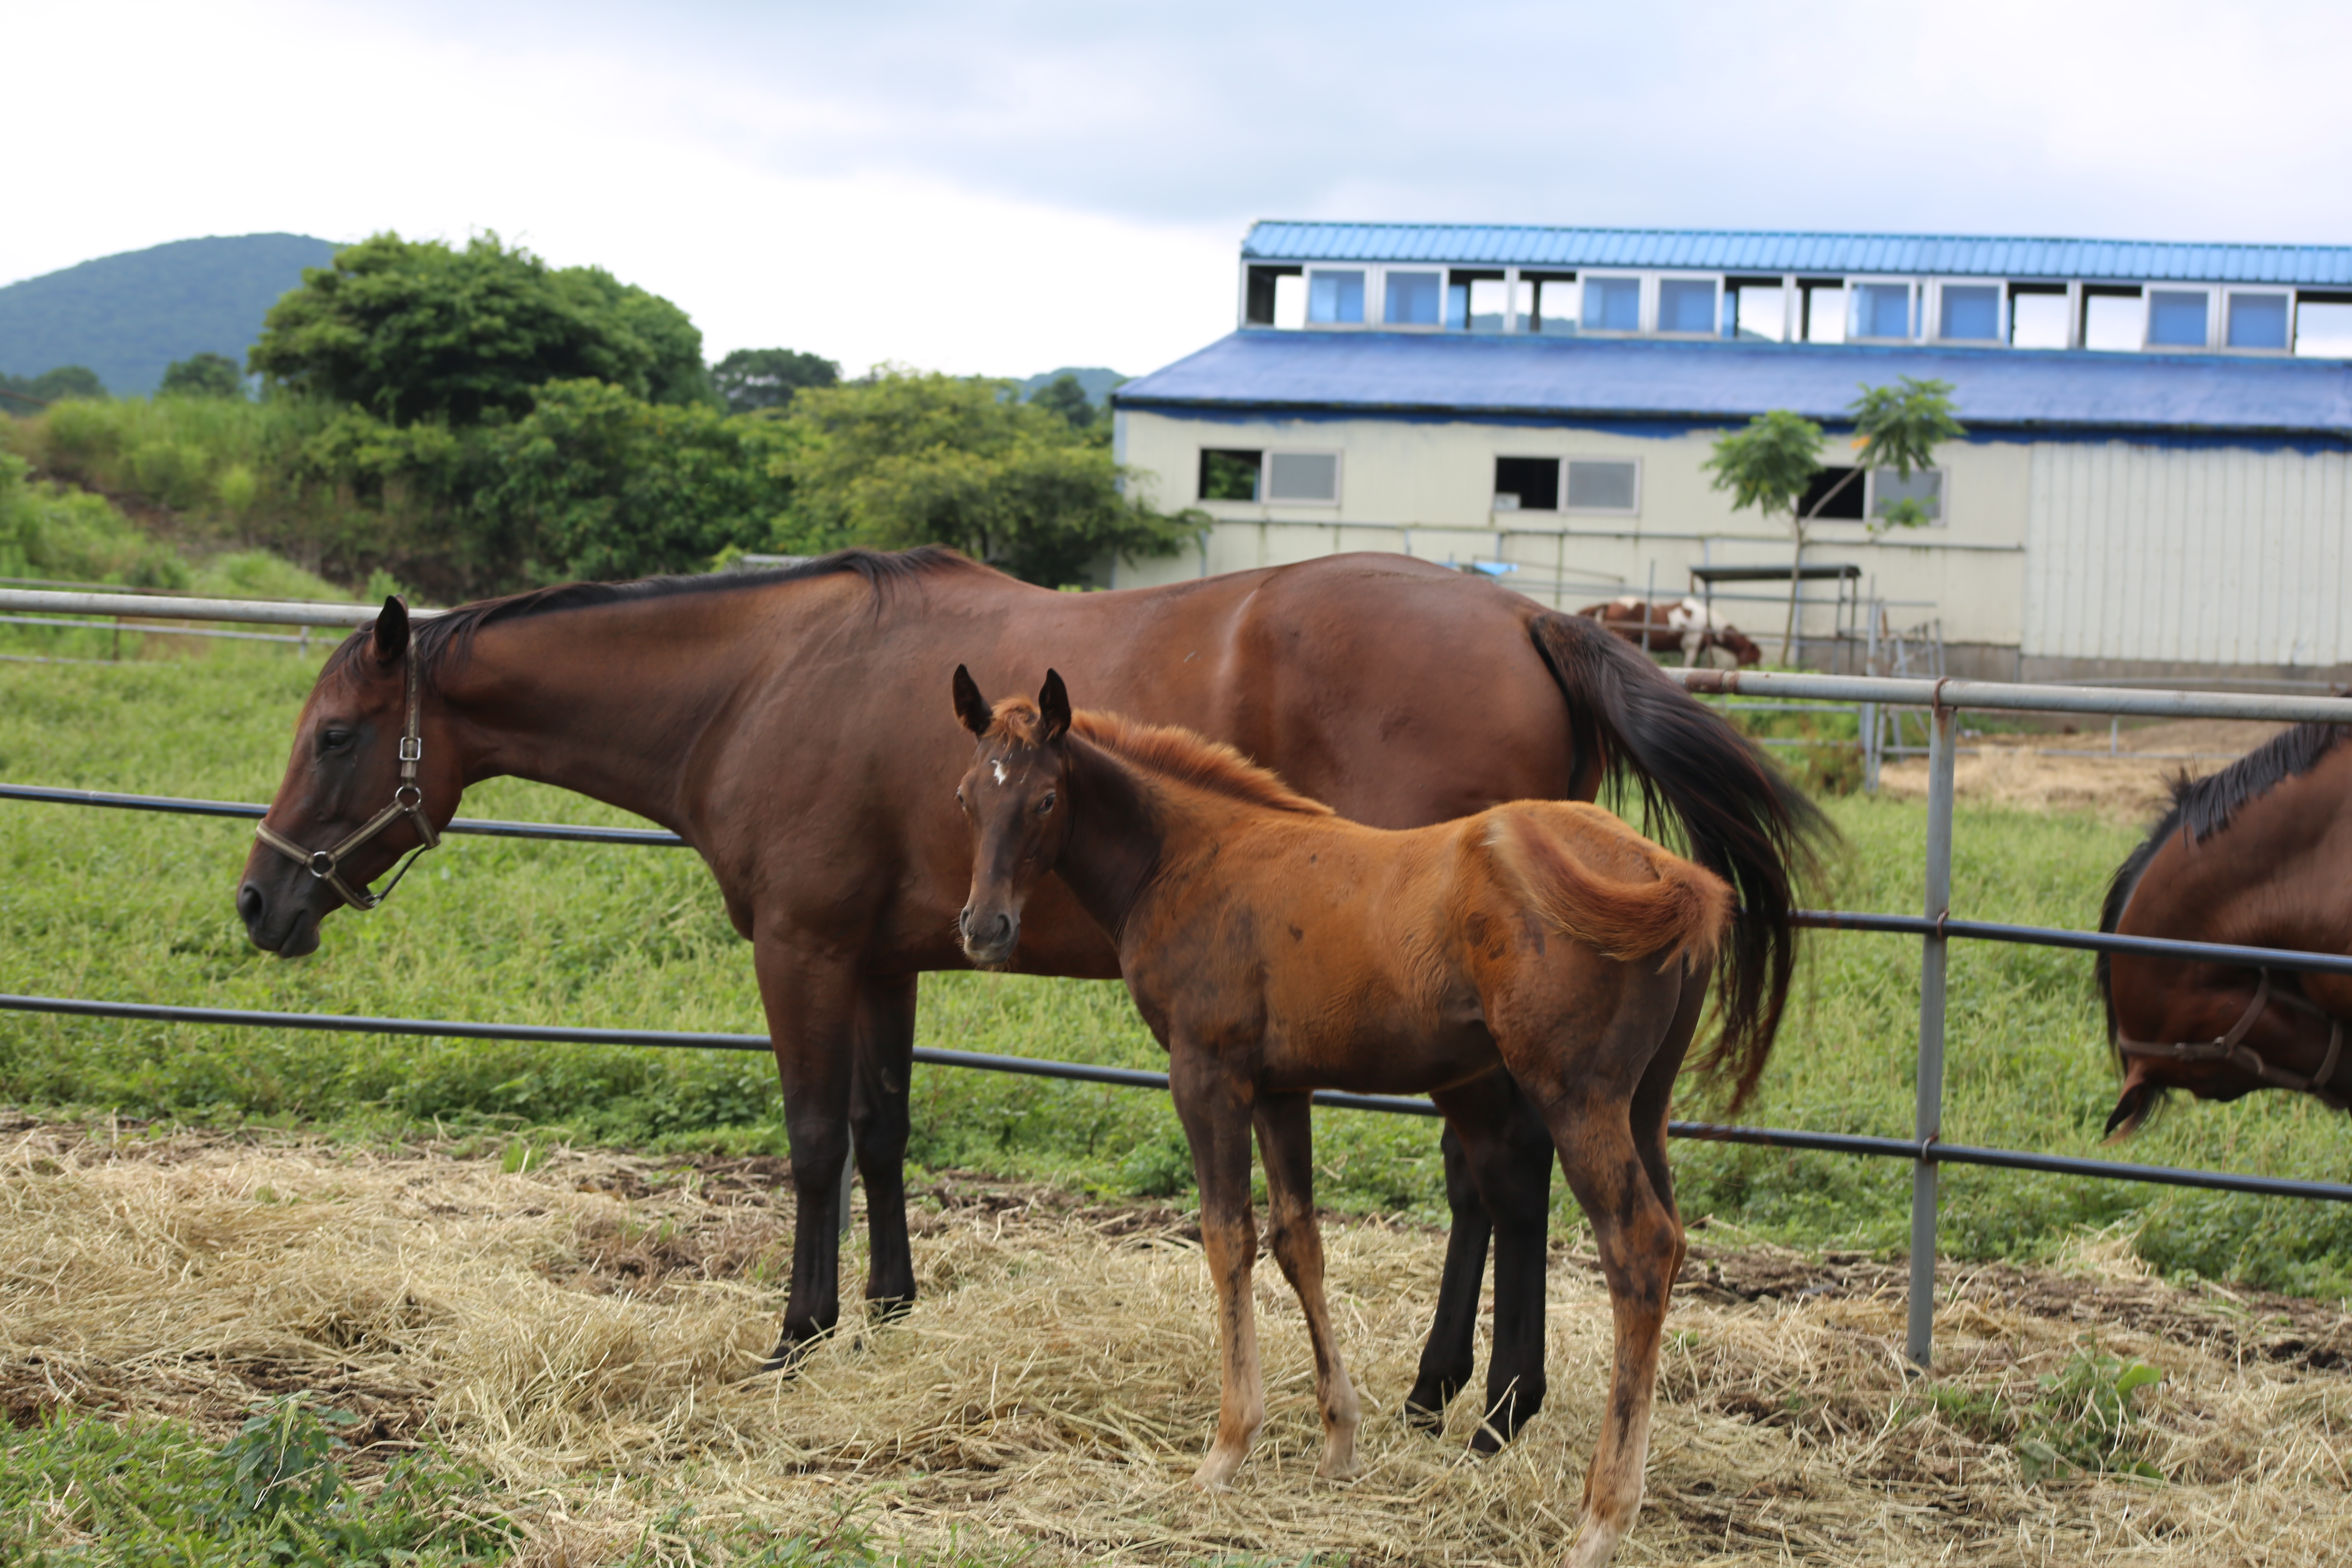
<box><xmin>753</xmin><ymin>942</ymin><xmax>863</xmax><ymax>1371</ymax></box>
<box><xmin>1254</xmin><ymin>1091</ymin><xmax>1361</xmax><ymax>1479</ymax></box>
<box><xmin>1430</xmin><ymin>1071</ymin><xmax>1556</xmax><ymax>1451</ymax></box>
<box><xmin>848</xmin><ymin>972</ymin><xmax>918</xmax><ymax>1322</ymax></box>
<box><xmin>1171</xmin><ymin>1054</ymin><xmax>1264</xmax><ymax>1488</ymax></box>
<box><xmin>1404</xmin><ymin>1125</ymin><xmax>1489</xmax><ymax>1431</ymax></box>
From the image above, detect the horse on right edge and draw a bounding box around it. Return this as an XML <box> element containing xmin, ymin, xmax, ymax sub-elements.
<box><xmin>2098</xmin><ymin>721</ymin><xmax>2352</xmax><ymax>1137</ymax></box>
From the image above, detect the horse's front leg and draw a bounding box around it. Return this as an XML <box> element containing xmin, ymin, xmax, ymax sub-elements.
<box><xmin>1254</xmin><ymin>1091</ymin><xmax>1359</xmax><ymax>1479</ymax></box>
<box><xmin>1170</xmin><ymin>1049</ymin><xmax>1262</xmax><ymax>1488</ymax></box>
<box><xmin>751</xmin><ymin>941</ymin><xmax>862</xmax><ymax>1372</ymax></box>
<box><xmin>1402</xmin><ymin>1122</ymin><xmax>1490</xmax><ymax>1432</ymax></box>
<box><xmin>849</xmin><ymin>972</ymin><xmax>918</xmax><ymax>1322</ymax></box>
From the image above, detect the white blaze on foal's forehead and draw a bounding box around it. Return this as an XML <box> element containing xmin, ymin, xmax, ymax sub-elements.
<box><xmin>992</xmin><ymin>759</ymin><xmax>1008</xmax><ymax>786</ymax></box>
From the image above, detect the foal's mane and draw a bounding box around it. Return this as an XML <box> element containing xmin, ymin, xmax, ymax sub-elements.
<box><xmin>329</xmin><ymin>546</ymin><xmax>980</xmax><ymax>684</ymax></box>
<box><xmin>988</xmin><ymin>700</ymin><xmax>1334</xmax><ymax>817</ymax></box>
<box><xmin>2094</xmin><ymin>719</ymin><xmax>2349</xmax><ymax>1049</ymax></box>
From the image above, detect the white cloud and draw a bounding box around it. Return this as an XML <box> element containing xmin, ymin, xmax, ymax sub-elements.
<box><xmin>7</xmin><ymin>0</ymin><xmax>2351</xmax><ymax>376</ymax></box>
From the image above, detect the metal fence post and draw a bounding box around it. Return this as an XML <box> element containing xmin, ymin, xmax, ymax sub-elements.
<box><xmin>1908</xmin><ymin>700</ymin><xmax>1957</xmax><ymax>1367</ymax></box>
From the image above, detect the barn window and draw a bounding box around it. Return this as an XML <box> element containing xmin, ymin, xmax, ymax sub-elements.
<box><xmin>1384</xmin><ymin>270</ymin><xmax>1443</xmax><ymax>327</ymax></box>
<box><xmin>1582</xmin><ymin>276</ymin><xmax>1642</xmax><ymax>332</ymax></box>
<box><xmin>1799</xmin><ymin>280</ymin><xmax>1847</xmax><ymax>343</ymax></box>
<box><xmin>1797</xmin><ymin>466</ymin><xmax>1866</xmax><ymax>520</ymax></box>
<box><xmin>1869</xmin><ymin>468</ymin><xmax>1944</xmax><ymax>524</ymax></box>
<box><xmin>1854</xmin><ymin>282</ymin><xmax>1913</xmax><ymax>340</ymax></box>
<box><xmin>1728</xmin><ymin>278</ymin><xmax>1787</xmax><ymax>341</ymax></box>
<box><xmin>1244</xmin><ymin>265</ymin><xmax>1302</xmax><ymax>327</ymax></box>
<box><xmin>2009</xmin><ymin>284</ymin><xmax>2069</xmax><ymax>349</ymax></box>
<box><xmin>2226</xmin><ymin>292</ymin><xmax>2289</xmax><ymax>350</ymax></box>
<box><xmin>1198</xmin><ymin>449</ymin><xmax>1261</xmax><ymax>502</ymax></box>
<box><xmin>2147</xmin><ymin>290</ymin><xmax>2210</xmax><ymax>348</ymax></box>
<box><xmin>1938</xmin><ymin>285</ymin><xmax>2000</xmax><ymax>342</ymax></box>
<box><xmin>1307</xmin><ymin>270</ymin><xmax>1365</xmax><ymax>325</ymax></box>
<box><xmin>2082</xmin><ymin>286</ymin><xmax>2143</xmax><ymax>351</ymax></box>
<box><xmin>1446</xmin><ymin>271</ymin><xmax>1515</xmax><ymax>333</ymax></box>
<box><xmin>1564</xmin><ymin>460</ymin><xmax>1640</xmax><ymax>513</ymax></box>
<box><xmin>2294</xmin><ymin>294</ymin><xmax>2352</xmax><ymax>357</ymax></box>
<box><xmin>1493</xmin><ymin>457</ymin><xmax>1560</xmax><ymax>511</ymax></box>
<box><xmin>1266</xmin><ymin>452</ymin><xmax>1340</xmax><ymax>503</ymax></box>
<box><xmin>1529</xmin><ymin>274</ymin><xmax>1579</xmax><ymax>336</ymax></box>
<box><xmin>1657</xmin><ymin>278</ymin><xmax>1718</xmax><ymax>335</ymax></box>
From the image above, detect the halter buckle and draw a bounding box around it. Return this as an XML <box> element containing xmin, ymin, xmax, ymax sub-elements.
<box><xmin>394</xmin><ymin>783</ymin><xmax>424</xmax><ymax>810</ymax></box>
<box><xmin>399</xmin><ymin>735</ymin><xmax>423</xmax><ymax>764</ymax></box>
<box><xmin>307</xmin><ymin>849</ymin><xmax>337</xmax><ymax>878</ymax></box>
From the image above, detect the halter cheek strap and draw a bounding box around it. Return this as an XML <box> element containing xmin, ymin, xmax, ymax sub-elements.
<box><xmin>2116</xmin><ymin>967</ymin><xmax>2350</xmax><ymax>1111</ymax></box>
<box><xmin>252</xmin><ymin>648</ymin><xmax>441</xmax><ymax>911</ymax></box>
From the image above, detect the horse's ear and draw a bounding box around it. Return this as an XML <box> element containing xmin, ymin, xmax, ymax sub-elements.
<box><xmin>953</xmin><ymin>665</ymin><xmax>994</xmax><ymax>736</ymax></box>
<box><xmin>372</xmin><ymin>595</ymin><xmax>410</xmax><ymax>665</ymax></box>
<box><xmin>2102</xmin><ymin>1078</ymin><xmax>2160</xmax><ymax>1143</ymax></box>
<box><xmin>1038</xmin><ymin>669</ymin><xmax>1071</xmax><ymax>742</ymax></box>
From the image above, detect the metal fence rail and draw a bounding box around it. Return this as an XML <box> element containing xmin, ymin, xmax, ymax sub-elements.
<box><xmin>11</xmin><ymin>991</ymin><xmax>2351</xmax><ymax>1205</ymax></box>
<box><xmin>0</xmin><ymin>782</ymin><xmax>687</xmax><ymax>846</ymax></box>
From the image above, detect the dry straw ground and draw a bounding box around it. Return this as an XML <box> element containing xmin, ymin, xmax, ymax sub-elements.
<box><xmin>6</xmin><ymin>1117</ymin><xmax>2351</xmax><ymax>1566</ymax></box>
<box><xmin>1875</xmin><ymin>720</ymin><xmax>2289</xmax><ymax>819</ymax></box>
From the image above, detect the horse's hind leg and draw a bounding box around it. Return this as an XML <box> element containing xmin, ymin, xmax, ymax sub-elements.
<box><xmin>848</xmin><ymin>972</ymin><xmax>918</xmax><ymax>1323</ymax></box>
<box><xmin>1171</xmin><ymin>1052</ymin><xmax>1265</xmax><ymax>1488</ymax></box>
<box><xmin>1427</xmin><ymin>1071</ymin><xmax>1554</xmax><ymax>1452</ymax></box>
<box><xmin>1403</xmin><ymin>1124</ymin><xmax>1490</xmax><ymax>1433</ymax></box>
<box><xmin>1254</xmin><ymin>1091</ymin><xmax>1361</xmax><ymax>1479</ymax></box>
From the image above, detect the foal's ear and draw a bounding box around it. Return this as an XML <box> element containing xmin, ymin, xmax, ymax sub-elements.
<box><xmin>952</xmin><ymin>665</ymin><xmax>994</xmax><ymax>736</ymax></box>
<box><xmin>1038</xmin><ymin>669</ymin><xmax>1071</xmax><ymax>742</ymax></box>
<box><xmin>372</xmin><ymin>595</ymin><xmax>410</xmax><ymax>665</ymax></box>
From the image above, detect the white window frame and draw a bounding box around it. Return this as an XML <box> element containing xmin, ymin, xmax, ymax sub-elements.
<box><xmin>1578</xmin><ymin>272</ymin><xmax>1648</xmax><ymax>336</ymax></box>
<box><xmin>1262</xmin><ymin>448</ymin><xmax>1344</xmax><ymax>506</ymax></box>
<box><xmin>1862</xmin><ymin>465</ymin><xmax>1949</xmax><ymax>528</ymax></box>
<box><xmin>1561</xmin><ymin>457</ymin><xmax>1644</xmax><ymax>517</ymax></box>
<box><xmin>2220</xmin><ymin>288</ymin><xmax>2294</xmax><ymax>355</ymax></box>
<box><xmin>1653</xmin><ymin>274</ymin><xmax>1724</xmax><ymax>339</ymax></box>
<box><xmin>1849</xmin><ymin>277</ymin><xmax>1919</xmax><ymax>343</ymax></box>
<box><xmin>1929</xmin><ymin>279</ymin><xmax>2007</xmax><ymax>345</ymax></box>
<box><xmin>1373</xmin><ymin>265</ymin><xmax>1447</xmax><ymax>332</ymax></box>
<box><xmin>1303</xmin><ymin>267</ymin><xmax>1371</xmax><ymax>330</ymax></box>
<box><xmin>2143</xmin><ymin>286</ymin><xmax>2214</xmax><ymax>352</ymax></box>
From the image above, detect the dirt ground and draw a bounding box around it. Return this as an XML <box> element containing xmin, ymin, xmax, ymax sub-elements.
<box><xmin>6</xmin><ymin>1116</ymin><xmax>2351</xmax><ymax>1566</ymax></box>
<box><xmin>1875</xmin><ymin>720</ymin><xmax>2290</xmax><ymax>818</ymax></box>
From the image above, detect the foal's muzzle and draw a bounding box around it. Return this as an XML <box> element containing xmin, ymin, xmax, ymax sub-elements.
<box><xmin>959</xmin><ymin>906</ymin><xmax>1019</xmax><ymax>965</ymax></box>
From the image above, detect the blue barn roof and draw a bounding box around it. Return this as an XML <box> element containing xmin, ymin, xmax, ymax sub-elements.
<box><xmin>1113</xmin><ymin>331</ymin><xmax>2352</xmax><ymax>440</ymax></box>
<box><xmin>1241</xmin><ymin>222</ymin><xmax>2352</xmax><ymax>289</ymax></box>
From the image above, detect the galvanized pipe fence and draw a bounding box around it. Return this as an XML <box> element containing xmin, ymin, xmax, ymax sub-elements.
<box><xmin>6</xmin><ymin>588</ymin><xmax>2352</xmax><ymax>1368</ymax></box>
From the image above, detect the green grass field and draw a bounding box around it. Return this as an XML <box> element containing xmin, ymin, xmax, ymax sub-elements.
<box><xmin>4</xmin><ymin>637</ymin><xmax>2350</xmax><ymax>1303</ymax></box>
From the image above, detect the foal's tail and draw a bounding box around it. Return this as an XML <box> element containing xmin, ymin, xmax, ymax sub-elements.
<box><xmin>1526</xmin><ymin>610</ymin><xmax>1833</xmax><ymax>1109</ymax></box>
<box><xmin>1486</xmin><ymin>805</ymin><xmax>1735</xmax><ymax>973</ymax></box>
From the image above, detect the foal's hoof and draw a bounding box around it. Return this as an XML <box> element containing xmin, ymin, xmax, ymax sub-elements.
<box><xmin>866</xmin><ymin>1293</ymin><xmax>914</xmax><ymax>1326</ymax></box>
<box><xmin>751</xmin><ymin>1327</ymin><xmax>825</xmax><ymax>1377</ymax></box>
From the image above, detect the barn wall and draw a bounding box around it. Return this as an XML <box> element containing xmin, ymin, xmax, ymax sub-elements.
<box><xmin>2022</xmin><ymin>443</ymin><xmax>2352</xmax><ymax>668</ymax></box>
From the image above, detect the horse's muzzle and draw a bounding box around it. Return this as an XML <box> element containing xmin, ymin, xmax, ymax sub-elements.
<box><xmin>238</xmin><ymin>879</ymin><xmax>322</xmax><ymax>958</ymax></box>
<box><xmin>959</xmin><ymin>906</ymin><xmax>1019</xmax><ymax>966</ymax></box>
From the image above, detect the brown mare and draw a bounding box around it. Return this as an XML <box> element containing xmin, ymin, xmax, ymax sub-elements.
<box><xmin>953</xmin><ymin>670</ymin><xmax>1738</xmax><ymax>1567</ymax></box>
<box><xmin>236</xmin><ymin>548</ymin><xmax>1824</xmax><ymax>1428</ymax></box>
<box><xmin>2098</xmin><ymin>722</ymin><xmax>2352</xmax><ymax>1136</ymax></box>
<box><xmin>1576</xmin><ymin>597</ymin><xmax>1763</xmax><ymax>667</ymax></box>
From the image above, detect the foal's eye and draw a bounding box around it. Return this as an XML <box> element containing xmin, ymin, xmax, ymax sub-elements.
<box><xmin>955</xmin><ymin>786</ymin><xmax>966</xmax><ymax>808</ymax></box>
<box><xmin>1036</xmin><ymin>791</ymin><xmax>1057</xmax><ymax>815</ymax></box>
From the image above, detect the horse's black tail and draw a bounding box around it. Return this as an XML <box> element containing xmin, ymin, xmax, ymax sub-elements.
<box><xmin>1528</xmin><ymin>611</ymin><xmax>1835</xmax><ymax>1110</ymax></box>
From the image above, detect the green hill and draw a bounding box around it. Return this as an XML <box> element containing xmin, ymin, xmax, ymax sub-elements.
<box><xmin>0</xmin><ymin>234</ymin><xmax>340</xmax><ymax>396</ymax></box>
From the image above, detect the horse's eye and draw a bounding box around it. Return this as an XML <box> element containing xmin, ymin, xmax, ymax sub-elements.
<box><xmin>955</xmin><ymin>786</ymin><xmax>966</xmax><ymax>808</ymax></box>
<box><xmin>1036</xmin><ymin>791</ymin><xmax>1057</xmax><ymax>815</ymax></box>
<box><xmin>320</xmin><ymin>728</ymin><xmax>354</xmax><ymax>751</ymax></box>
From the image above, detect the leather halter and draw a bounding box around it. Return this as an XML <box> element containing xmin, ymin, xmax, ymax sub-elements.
<box><xmin>2116</xmin><ymin>968</ymin><xmax>2350</xmax><ymax>1111</ymax></box>
<box><xmin>252</xmin><ymin>646</ymin><xmax>440</xmax><ymax>911</ymax></box>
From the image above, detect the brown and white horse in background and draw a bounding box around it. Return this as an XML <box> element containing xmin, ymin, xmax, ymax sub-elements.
<box><xmin>1578</xmin><ymin>597</ymin><xmax>1763</xmax><ymax>667</ymax></box>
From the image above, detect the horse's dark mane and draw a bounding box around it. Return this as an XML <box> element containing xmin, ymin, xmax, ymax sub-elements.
<box><xmin>989</xmin><ymin>700</ymin><xmax>1334</xmax><ymax>817</ymax></box>
<box><xmin>2093</xmin><ymin>720</ymin><xmax>2349</xmax><ymax>1054</ymax></box>
<box><xmin>327</xmin><ymin>546</ymin><xmax>979</xmax><ymax>682</ymax></box>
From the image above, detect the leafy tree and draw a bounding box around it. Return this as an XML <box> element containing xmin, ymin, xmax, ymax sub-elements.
<box><xmin>471</xmin><ymin>379</ymin><xmax>795</xmax><ymax>583</ymax></box>
<box><xmin>159</xmin><ymin>352</ymin><xmax>246</xmax><ymax>399</ymax></box>
<box><xmin>248</xmin><ymin>232</ymin><xmax>712</xmax><ymax>427</ymax></box>
<box><xmin>0</xmin><ymin>365</ymin><xmax>107</xmax><ymax>409</ymax></box>
<box><xmin>1704</xmin><ymin>376</ymin><xmax>1962</xmax><ymax>660</ymax></box>
<box><xmin>782</xmin><ymin>369</ymin><xmax>1197</xmax><ymax>587</ymax></box>
<box><xmin>712</xmin><ymin>347</ymin><xmax>840</xmax><ymax>414</ymax></box>
<box><xmin>1027</xmin><ymin>372</ymin><xmax>1096</xmax><ymax>430</ymax></box>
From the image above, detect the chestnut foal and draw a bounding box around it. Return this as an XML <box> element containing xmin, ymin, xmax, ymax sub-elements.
<box><xmin>953</xmin><ymin>669</ymin><xmax>1731</xmax><ymax>1568</ymax></box>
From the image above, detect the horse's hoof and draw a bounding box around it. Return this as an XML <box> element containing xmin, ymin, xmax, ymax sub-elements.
<box><xmin>751</xmin><ymin>1328</ymin><xmax>823</xmax><ymax>1377</ymax></box>
<box><xmin>866</xmin><ymin>1293</ymin><xmax>914</xmax><ymax>1326</ymax></box>
<box><xmin>1401</xmin><ymin>1383</ymin><xmax>1454</xmax><ymax>1435</ymax></box>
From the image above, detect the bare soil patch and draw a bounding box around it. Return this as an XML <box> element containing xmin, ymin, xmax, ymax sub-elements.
<box><xmin>5</xmin><ymin>1116</ymin><xmax>2349</xmax><ymax>1564</ymax></box>
<box><xmin>1877</xmin><ymin>720</ymin><xmax>2290</xmax><ymax>818</ymax></box>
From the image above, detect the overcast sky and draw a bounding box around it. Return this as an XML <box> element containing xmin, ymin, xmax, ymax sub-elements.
<box><xmin>12</xmin><ymin>0</ymin><xmax>2351</xmax><ymax>377</ymax></box>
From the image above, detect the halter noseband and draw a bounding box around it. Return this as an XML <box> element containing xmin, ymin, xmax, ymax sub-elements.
<box><xmin>252</xmin><ymin>646</ymin><xmax>440</xmax><ymax>911</ymax></box>
<box><xmin>2116</xmin><ymin>967</ymin><xmax>2350</xmax><ymax>1111</ymax></box>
